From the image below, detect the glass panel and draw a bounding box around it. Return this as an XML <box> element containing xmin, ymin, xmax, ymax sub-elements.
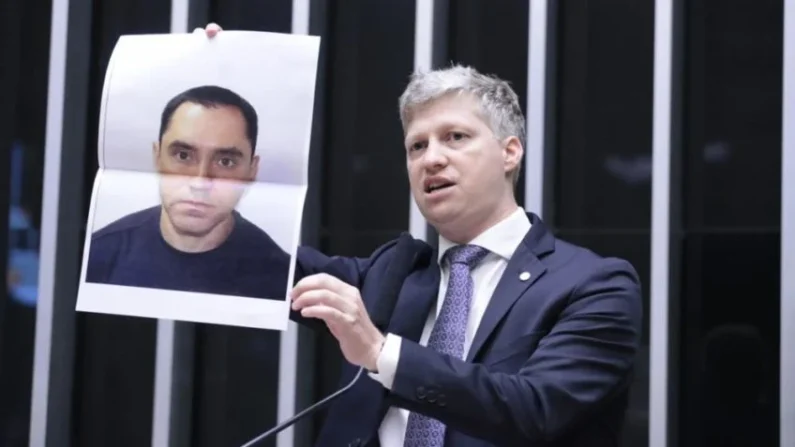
<box><xmin>678</xmin><ymin>233</ymin><xmax>780</xmax><ymax>446</ymax></box>
<box><xmin>72</xmin><ymin>0</ymin><xmax>170</xmax><ymax>445</ymax></box>
<box><xmin>320</xmin><ymin>0</ymin><xmax>416</xmax><ymax>259</ymax></box>
<box><xmin>554</xmin><ymin>1</ymin><xmax>654</xmax><ymax>231</ymax></box>
<box><xmin>554</xmin><ymin>2</ymin><xmax>654</xmax><ymax>446</ymax></box>
<box><xmin>445</xmin><ymin>0</ymin><xmax>529</xmax><ymax>206</ymax></box>
<box><xmin>209</xmin><ymin>0</ymin><xmax>291</xmax><ymax>33</ymax></box>
<box><xmin>0</xmin><ymin>0</ymin><xmax>52</xmax><ymax>443</ymax></box>
<box><xmin>190</xmin><ymin>327</ymin><xmax>283</xmax><ymax>447</ymax></box>
<box><xmin>682</xmin><ymin>3</ymin><xmax>783</xmax><ymax>230</ymax></box>
<box><xmin>676</xmin><ymin>1</ymin><xmax>782</xmax><ymax>445</ymax></box>
<box><xmin>188</xmin><ymin>2</ymin><xmax>292</xmax><ymax>446</ymax></box>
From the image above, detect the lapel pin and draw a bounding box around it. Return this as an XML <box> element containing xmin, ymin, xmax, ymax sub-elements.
<box><xmin>519</xmin><ymin>271</ymin><xmax>531</xmax><ymax>281</ymax></box>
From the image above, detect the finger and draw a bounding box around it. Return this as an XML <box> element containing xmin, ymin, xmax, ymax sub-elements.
<box><xmin>205</xmin><ymin>22</ymin><xmax>222</xmax><ymax>37</ymax></box>
<box><xmin>291</xmin><ymin>273</ymin><xmax>354</xmax><ymax>300</ymax></box>
<box><xmin>292</xmin><ymin>288</ymin><xmax>355</xmax><ymax>315</ymax></box>
<box><xmin>300</xmin><ymin>304</ymin><xmax>352</xmax><ymax>325</ymax></box>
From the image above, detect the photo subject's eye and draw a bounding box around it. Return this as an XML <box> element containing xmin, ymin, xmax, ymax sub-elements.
<box><xmin>218</xmin><ymin>157</ymin><xmax>236</xmax><ymax>168</ymax></box>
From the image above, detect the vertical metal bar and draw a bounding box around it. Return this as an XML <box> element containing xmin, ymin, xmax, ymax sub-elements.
<box><xmin>650</xmin><ymin>0</ymin><xmax>674</xmax><ymax>446</ymax></box>
<box><xmin>171</xmin><ymin>0</ymin><xmax>189</xmax><ymax>32</ymax></box>
<box><xmin>151</xmin><ymin>1</ymin><xmax>190</xmax><ymax>446</ymax></box>
<box><xmin>410</xmin><ymin>0</ymin><xmax>433</xmax><ymax>242</ymax></box>
<box><xmin>29</xmin><ymin>0</ymin><xmax>92</xmax><ymax>444</ymax></box>
<box><xmin>292</xmin><ymin>0</ymin><xmax>309</xmax><ymax>34</ymax></box>
<box><xmin>525</xmin><ymin>0</ymin><xmax>548</xmax><ymax>217</ymax></box>
<box><xmin>27</xmin><ymin>0</ymin><xmax>69</xmax><ymax>442</ymax></box>
<box><xmin>277</xmin><ymin>4</ymin><xmax>311</xmax><ymax>445</ymax></box>
<box><xmin>151</xmin><ymin>316</ymin><xmax>177</xmax><ymax>447</ymax></box>
<box><xmin>781</xmin><ymin>0</ymin><xmax>795</xmax><ymax>444</ymax></box>
<box><xmin>293</xmin><ymin>1</ymin><xmax>328</xmax><ymax>444</ymax></box>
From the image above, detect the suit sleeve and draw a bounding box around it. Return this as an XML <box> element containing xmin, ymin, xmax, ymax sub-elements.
<box><xmin>289</xmin><ymin>239</ymin><xmax>399</xmax><ymax>327</ymax></box>
<box><xmin>385</xmin><ymin>258</ymin><xmax>643</xmax><ymax>446</ymax></box>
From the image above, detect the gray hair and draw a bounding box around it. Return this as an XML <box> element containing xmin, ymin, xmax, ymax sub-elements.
<box><xmin>398</xmin><ymin>64</ymin><xmax>526</xmax><ymax>149</ymax></box>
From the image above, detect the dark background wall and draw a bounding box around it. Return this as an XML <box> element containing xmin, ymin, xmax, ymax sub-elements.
<box><xmin>0</xmin><ymin>0</ymin><xmax>783</xmax><ymax>446</ymax></box>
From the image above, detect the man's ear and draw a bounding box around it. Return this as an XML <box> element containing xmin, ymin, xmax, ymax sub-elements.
<box><xmin>503</xmin><ymin>136</ymin><xmax>523</xmax><ymax>175</ymax></box>
<box><xmin>249</xmin><ymin>154</ymin><xmax>260</xmax><ymax>181</ymax></box>
<box><xmin>152</xmin><ymin>141</ymin><xmax>161</xmax><ymax>168</ymax></box>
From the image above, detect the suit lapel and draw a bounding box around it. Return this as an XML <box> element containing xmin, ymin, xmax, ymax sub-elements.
<box><xmin>466</xmin><ymin>214</ymin><xmax>555</xmax><ymax>362</ymax></box>
<box><xmin>387</xmin><ymin>259</ymin><xmax>440</xmax><ymax>342</ymax></box>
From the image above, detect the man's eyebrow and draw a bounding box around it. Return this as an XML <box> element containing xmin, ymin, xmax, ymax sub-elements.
<box><xmin>167</xmin><ymin>141</ymin><xmax>245</xmax><ymax>157</ymax></box>
<box><xmin>214</xmin><ymin>147</ymin><xmax>245</xmax><ymax>157</ymax></box>
<box><xmin>168</xmin><ymin>140</ymin><xmax>196</xmax><ymax>151</ymax></box>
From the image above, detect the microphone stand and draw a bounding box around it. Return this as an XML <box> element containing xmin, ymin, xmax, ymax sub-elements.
<box><xmin>238</xmin><ymin>366</ymin><xmax>366</xmax><ymax>447</ymax></box>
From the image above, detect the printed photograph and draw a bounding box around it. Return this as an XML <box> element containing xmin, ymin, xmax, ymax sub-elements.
<box><xmin>75</xmin><ymin>31</ymin><xmax>319</xmax><ymax>330</ymax></box>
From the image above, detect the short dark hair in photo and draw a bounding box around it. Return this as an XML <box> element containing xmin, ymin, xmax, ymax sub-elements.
<box><xmin>159</xmin><ymin>85</ymin><xmax>259</xmax><ymax>154</ymax></box>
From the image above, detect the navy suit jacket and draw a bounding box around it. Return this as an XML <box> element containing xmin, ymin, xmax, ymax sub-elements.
<box><xmin>292</xmin><ymin>212</ymin><xmax>643</xmax><ymax>447</ymax></box>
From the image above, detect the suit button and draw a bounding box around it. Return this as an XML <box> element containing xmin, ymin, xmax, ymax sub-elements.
<box><xmin>416</xmin><ymin>386</ymin><xmax>426</xmax><ymax>399</ymax></box>
<box><xmin>348</xmin><ymin>438</ymin><xmax>361</xmax><ymax>447</ymax></box>
<box><xmin>437</xmin><ymin>393</ymin><xmax>446</xmax><ymax>406</ymax></box>
<box><xmin>426</xmin><ymin>388</ymin><xmax>437</xmax><ymax>403</ymax></box>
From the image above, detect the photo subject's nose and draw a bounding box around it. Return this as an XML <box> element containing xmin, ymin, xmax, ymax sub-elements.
<box><xmin>188</xmin><ymin>174</ymin><xmax>212</xmax><ymax>192</ymax></box>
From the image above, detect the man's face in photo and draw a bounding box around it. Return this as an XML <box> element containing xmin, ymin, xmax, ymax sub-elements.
<box><xmin>153</xmin><ymin>101</ymin><xmax>259</xmax><ymax>238</ymax></box>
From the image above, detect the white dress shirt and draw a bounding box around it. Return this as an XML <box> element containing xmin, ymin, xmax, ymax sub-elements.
<box><xmin>368</xmin><ymin>206</ymin><xmax>532</xmax><ymax>447</ymax></box>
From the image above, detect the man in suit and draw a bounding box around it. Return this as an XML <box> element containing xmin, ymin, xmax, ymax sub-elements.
<box><xmin>206</xmin><ymin>24</ymin><xmax>643</xmax><ymax>447</ymax></box>
<box><xmin>86</xmin><ymin>84</ymin><xmax>289</xmax><ymax>300</ymax></box>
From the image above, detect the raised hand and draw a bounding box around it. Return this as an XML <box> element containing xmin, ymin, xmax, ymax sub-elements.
<box><xmin>291</xmin><ymin>273</ymin><xmax>385</xmax><ymax>371</ymax></box>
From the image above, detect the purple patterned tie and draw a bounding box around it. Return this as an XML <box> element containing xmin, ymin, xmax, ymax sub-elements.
<box><xmin>403</xmin><ymin>244</ymin><xmax>489</xmax><ymax>447</ymax></box>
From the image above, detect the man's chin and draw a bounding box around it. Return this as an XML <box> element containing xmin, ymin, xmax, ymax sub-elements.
<box><xmin>169</xmin><ymin>216</ymin><xmax>217</xmax><ymax>237</ymax></box>
<box><xmin>419</xmin><ymin>203</ymin><xmax>460</xmax><ymax>226</ymax></box>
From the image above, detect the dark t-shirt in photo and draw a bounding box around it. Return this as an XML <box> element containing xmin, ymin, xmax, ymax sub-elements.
<box><xmin>85</xmin><ymin>205</ymin><xmax>291</xmax><ymax>300</ymax></box>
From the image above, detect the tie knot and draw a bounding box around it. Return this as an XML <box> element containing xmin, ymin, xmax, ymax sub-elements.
<box><xmin>445</xmin><ymin>244</ymin><xmax>489</xmax><ymax>268</ymax></box>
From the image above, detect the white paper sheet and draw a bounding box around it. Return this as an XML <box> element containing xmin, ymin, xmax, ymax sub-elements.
<box><xmin>75</xmin><ymin>31</ymin><xmax>320</xmax><ymax>330</ymax></box>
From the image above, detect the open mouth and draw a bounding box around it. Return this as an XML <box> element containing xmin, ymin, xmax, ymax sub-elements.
<box><xmin>424</xmin><ymin>181</ymin><xmax>455</xmax><ymax>194</ymax></box>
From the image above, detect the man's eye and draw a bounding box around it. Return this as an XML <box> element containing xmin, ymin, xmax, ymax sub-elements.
<box><xmin>218</xmin><ymin>157</ymin><xmax>236</xmax><ymax>168</ymax></box>
<box><xmin>175</xmin><ymin>150</ymin><xmax>191</xmax><ymax>161</ymax></box>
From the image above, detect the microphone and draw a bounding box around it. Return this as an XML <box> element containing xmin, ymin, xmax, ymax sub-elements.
<box><xmin>238</xmin><ymin>233</ymin><xmax>422</xmax><ymax>447</ymax></box>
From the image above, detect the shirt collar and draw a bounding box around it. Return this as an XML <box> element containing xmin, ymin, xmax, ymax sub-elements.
<box><xmin>437</xmin><ymin>207</ymin><xmax>531</xmax><ymax>264</ymax></box>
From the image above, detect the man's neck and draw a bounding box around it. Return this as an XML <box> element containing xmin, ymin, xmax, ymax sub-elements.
<box><xmin>438</xmin><ymin>199</ymin><xmax>520</xmax><ymax>245</ymax></box>
<box><xmin>159</xmin><ymin>209</ymin><xmax>234</xmax><ymax>253</ymax></box>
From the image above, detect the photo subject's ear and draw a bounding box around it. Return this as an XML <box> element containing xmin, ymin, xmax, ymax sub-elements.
<box><xmin>152</xmin><ymin>141</ymin><xmax>161</xmax><ymax>168</ymax></box>
<box><xmin>249</xmin><ymin>154</ymin><xmax>260</xmax><ymax>181</ymax></box>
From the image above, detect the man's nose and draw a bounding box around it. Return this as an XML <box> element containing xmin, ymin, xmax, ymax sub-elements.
<box><xmin>422</xmin><ymin>140</ymin><xmax>447</xmax><ymax>168</ymax></box>
<box><xmin>188</xmin><ymin>161</ymin><xmax>213</xmax><ymax>190</ymax></box>
<box><xmin>188</xmin><ymin>175</ymin><xmax>212</xmax><ymax>191</ymax></box>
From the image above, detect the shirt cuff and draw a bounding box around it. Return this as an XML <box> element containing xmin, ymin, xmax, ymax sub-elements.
<box><xmin>367</xmin><ymin>333</ymin><xmax>402</xmax><ymax>389</ymax></box>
